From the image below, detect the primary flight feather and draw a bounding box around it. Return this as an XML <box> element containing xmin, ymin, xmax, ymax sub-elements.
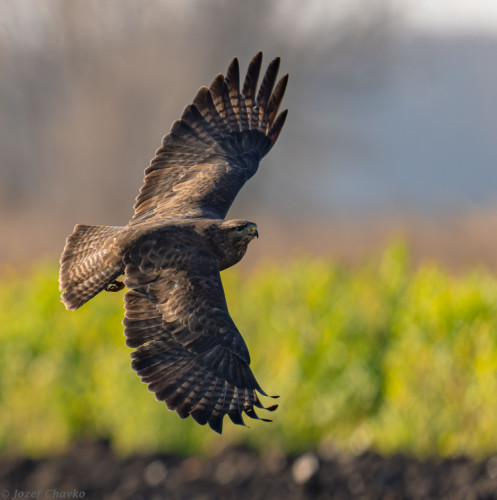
<box><xmin>59</xmin><ymin>52</ymin><xmax>288</xmax><ymax>433</ymax></box>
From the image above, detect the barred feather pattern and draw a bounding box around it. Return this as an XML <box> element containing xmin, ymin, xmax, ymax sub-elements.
<box><xmin>123</xmin><ymin>224</ymin><xmax>278</xmax><ymax>433</ymax></box>
<box><xmin>59</xmin><ymin>224</ymin><xmax>125</xmax><ymax>310</ymax></box>
<box><xmin>131</xmin><ymin>52</ymin><xmax>288</xmax><ymax>224</ymax></box>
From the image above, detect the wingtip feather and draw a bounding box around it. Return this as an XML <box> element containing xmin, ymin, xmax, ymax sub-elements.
<box><xmin>242</xmin><ymin>51</ymin><xmax>263</xmax><ymax>101</ymax></box>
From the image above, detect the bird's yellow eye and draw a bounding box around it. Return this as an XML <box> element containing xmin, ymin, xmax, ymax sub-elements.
<box><xmin>250</xmin><ymin>225</ymin><xmax>256</xmax><ymax>233</ymax></box>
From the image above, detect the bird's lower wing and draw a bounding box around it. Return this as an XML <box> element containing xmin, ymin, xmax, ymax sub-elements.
<box><xmin>122</xmin><ymin>234</ymin><xmax>277</xmax><ymax>433</ymax></box>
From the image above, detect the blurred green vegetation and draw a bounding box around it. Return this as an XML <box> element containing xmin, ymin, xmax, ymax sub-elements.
<box><xmin>2</xmin><ymin>242</ymin><xmax>497</xmax><ymax>459</ymax></box>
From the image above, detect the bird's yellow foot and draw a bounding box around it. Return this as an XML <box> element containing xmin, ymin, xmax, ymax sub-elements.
<box><xmin>105</xmin><ymin>280</ymin><xmax>125</xmax><ymax>292</ymax></box>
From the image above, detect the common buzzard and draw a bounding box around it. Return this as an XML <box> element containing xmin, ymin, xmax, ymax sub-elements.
<box><xmin>59</xmin><ymin>52</ymin><xmax>288</xmax><ymax>433</ymax></box>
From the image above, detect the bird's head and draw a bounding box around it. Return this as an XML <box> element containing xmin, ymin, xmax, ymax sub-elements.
<box><xmin>221</xmin><ymin>219</ymin><xmax>259</xmax><ymax>241</ymax></box>
<box><xmin>212</xmin><ymin>219</ymin><xmax>258</xmax><ymax>270</ymax></box>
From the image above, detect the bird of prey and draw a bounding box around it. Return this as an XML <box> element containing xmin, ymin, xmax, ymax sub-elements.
<box><xmin>59</xmin><ymin>52</ymin><xmax>288</xmax><ymax>433</ymax></box>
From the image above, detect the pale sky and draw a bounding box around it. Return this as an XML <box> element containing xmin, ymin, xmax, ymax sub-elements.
<box><xmin>2</xmin><ymin>0</ymin><xmax>497</xmax><ymax>49</ymax></box>
<box><xmin>272</xmin><ymin>0</ymin><xmax>497</xmax><ymax>36</ymax></box>
<box><xmin>401</xmin><ymin>0</ymin><xmax>497</xmax><ymax>33</ymax></box>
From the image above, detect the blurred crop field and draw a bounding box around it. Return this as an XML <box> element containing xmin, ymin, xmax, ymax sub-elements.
<box><xmin>2</xmin><ymin>241</ymin><xmax>497</xmax><ymax>460</ymax></box>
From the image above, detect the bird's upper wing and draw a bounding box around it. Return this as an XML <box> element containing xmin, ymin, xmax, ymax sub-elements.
<box><xmin>123</xmin><ymin>227</ymin><xmax>277</xmax><ymax>433</ymax></box>
<box><xmin>130</xmin><ymin>52</ymin><xmax>288</xmax><ymax>223</ymax></box>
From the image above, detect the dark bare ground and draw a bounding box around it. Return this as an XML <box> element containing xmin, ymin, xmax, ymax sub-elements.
<box><xmin>2</xmin><ymin>440</ymin><xmax>497</xmax><ymax>499</ymax></box>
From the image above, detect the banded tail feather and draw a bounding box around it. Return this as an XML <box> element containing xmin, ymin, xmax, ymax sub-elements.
<box><xmin>59</xmin><ymin>224</ymin><xmax>125</xmax><ymax>310</ymax></box>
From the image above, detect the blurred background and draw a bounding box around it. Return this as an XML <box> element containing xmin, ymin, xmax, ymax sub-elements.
<box><xmin>3</xmin><ymin>0</ymin><xmax>497</xmax><ymax>496</ymax></box>
<box><xmin>2</xmin><ymin>0</ymin><xmax>497</xmax><ymax>270</ymax></box>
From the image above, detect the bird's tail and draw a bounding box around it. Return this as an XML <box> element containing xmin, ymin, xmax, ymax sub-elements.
<box><xmin>59</xmin><ymin>224</ymin><xmax>126</xmax><ymax>310</ymax></box>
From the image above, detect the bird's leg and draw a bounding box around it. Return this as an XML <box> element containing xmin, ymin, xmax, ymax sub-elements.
<box><xmin>105</xmin><ymin>280</ymin><xmax>125</xmax><ymax>292</ymax></box>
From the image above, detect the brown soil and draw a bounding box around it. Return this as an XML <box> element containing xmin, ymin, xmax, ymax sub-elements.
<box><xmin>1</xmin><ymin>440</ymin><xmax>497</xmax><ymax>499</ymax></box>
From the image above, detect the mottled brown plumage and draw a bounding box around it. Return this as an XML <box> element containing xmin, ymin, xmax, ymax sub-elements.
<box><xmin>59</xmin><ymin>53</ymin><xmax>288</xmax><ymax>433</ymax></box>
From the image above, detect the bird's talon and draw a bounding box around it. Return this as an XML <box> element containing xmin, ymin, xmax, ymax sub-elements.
<box><xmin>105</xmin><ymin>280</ymin><xmax>125</xmax><ymax>292</ymax></box>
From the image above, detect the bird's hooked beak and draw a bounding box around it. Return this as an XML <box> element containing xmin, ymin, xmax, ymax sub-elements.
<box><xmin>244</xmin><ymin>224</ymin><xmax>259</xmax><ymax>238</ymax></box>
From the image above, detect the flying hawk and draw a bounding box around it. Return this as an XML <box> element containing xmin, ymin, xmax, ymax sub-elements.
<box><xmin>59</xmin><ymin>52</ymin><xmax>288</xmax><ymax>433</ymax></box>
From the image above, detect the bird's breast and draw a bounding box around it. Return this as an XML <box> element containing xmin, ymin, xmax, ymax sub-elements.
<box><xmin>217</xmin><ymin>241</ymin><xmax>249</xmax><ymax>271</ymax></box>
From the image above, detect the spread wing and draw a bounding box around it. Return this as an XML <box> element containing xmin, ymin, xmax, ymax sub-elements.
<box><xmin>130</xmin><ymin>52</ymin><xmax>288</xmax><ymax>223</ymax></box>
<box><xmin>123</xmin><ymin>228</ymin><xmax>277</xmax><ymax>433</ymax></box>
